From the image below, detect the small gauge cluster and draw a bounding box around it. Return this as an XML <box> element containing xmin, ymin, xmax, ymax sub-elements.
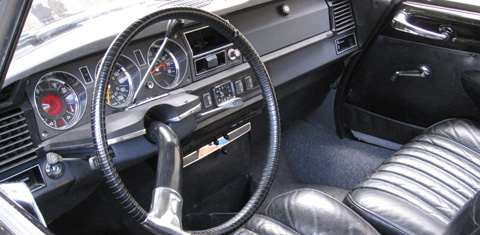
<box><xmin>28</xmin><ymin>35</ymin><xmax>191</xmax><ymax>138</ymax></box>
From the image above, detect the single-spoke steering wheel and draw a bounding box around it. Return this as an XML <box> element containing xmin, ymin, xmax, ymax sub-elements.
<box><xmin>92</xmin><ymin>7</ymin><xmax>280</xmax><ymax>235</ymax></box>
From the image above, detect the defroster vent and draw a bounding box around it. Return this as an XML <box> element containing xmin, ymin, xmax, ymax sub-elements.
<box><xmin>0</xmin><ymin>108</ymin><xmax>36</xmax><ymax>172</ymax></box>
<box><xmin>328</xmin><ymin>0</ymin><xmax>356</xmax><ymax>34</ymax></box>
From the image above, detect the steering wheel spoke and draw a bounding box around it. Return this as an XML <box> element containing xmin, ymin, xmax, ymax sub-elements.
<box><xmin>143</xmin><ymin>187</ymin><xmax>186</xmax><ymax>235</ymax></box>
<box><xmin>143</xmin><ymin>121</ymin><xmax>186</xmax><ymax>234</ymax></box>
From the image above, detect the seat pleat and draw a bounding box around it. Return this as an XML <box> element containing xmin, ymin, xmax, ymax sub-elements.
<box><xmin>406</xmin><ymin>141</ymin><xmax>480</xmax><ymax>179</ymax></box>
<box><xmin>395</xmin><ymin>146</ymin><xmax>480</xmax><ymax>191</ymax></box>
<box><xmin>354</xmin><ymin>179</ymin><xmax>451</xmax><ymax>224</ymax></box>
<box><xmin>414</xmin><ymin>134</ymin><xmax>480</xmax><ymax>170</ymax></box>
<box><xmin>389</xmin><ymin>153</ymin><xmax>480</xmax><ymax>193</ymax></box>
<box><xmin>378</xmin><ymin>163</ymin><xmax>468</xmax><ymax>206</ymax></box>
<box><xmin>425</xmin><ymin>119</ymin><xmax>480</xmax><ymax>153</ymax></box>
<box><xmin>368</xmin><ymin>172</ymin><xmax>459</xmax><ymax>218</ymax></box>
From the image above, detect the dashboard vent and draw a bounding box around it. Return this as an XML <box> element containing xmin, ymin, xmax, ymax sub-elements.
<box><xmin>328</xmin><ymin>0</ymin><xmax>356</xmax><ymax>34</ymax></box>
<box><xmin>0</xmin><ymin>108</ymin><xmax>36</xmax><ymax>172</ymax></box>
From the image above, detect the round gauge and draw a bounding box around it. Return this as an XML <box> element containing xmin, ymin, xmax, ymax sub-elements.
<box><xmin>147</xmin><ymin>39</ymin><xmax>188</xmax><ymax>89</ymax></box>
<box><xmin>34</xmin><ymin>72</ymin><xmax>86</xmax><ymax>130</ymax></box>
<box><xmin>96</xmin><ymin>55</ymin><xmax>139</xmax><ymax>108</ymax></box>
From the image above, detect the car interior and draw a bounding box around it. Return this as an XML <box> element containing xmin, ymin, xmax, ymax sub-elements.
<box><xmin>1</xmin><ymin>0</ymin><xmax>480</xmax><ymax>234</ymax></box>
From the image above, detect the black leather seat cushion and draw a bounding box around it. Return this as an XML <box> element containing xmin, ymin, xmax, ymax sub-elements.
<box><xmin>345</xmin><ymin>119</ymin><xmax>480</xmax><ymax>235</ymax></box>
<box><xmin>234</xmin><ymin>189</ymin><xmax>378</xmax><ymax>235</ymax></box>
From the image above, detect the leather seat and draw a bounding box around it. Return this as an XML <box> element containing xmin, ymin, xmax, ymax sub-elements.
<box><xmin>234</xmin><ymin>189</ymin><xmax>378</xmax><ymax>235</ymax></box>
<box><xmin>346</xmin><ymin>119</ymin><xmax>480</xmax><ymax>234</ymax></box>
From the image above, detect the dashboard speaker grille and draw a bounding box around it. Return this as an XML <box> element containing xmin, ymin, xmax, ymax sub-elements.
<box><xmin>0</xmin><ymin>108</ymin><xmax>36</xmax><ymax>173</ymax></box>
<box><xmin>328</xmin><ymin>0</ymin><xmax>356</xmax><ymax>34</ymax></box>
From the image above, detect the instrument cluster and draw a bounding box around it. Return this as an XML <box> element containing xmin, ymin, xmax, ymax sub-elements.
<box><xmin>30</xmin><ymin>37</ymin><xmax>189</xmax><ymax>134</ymax></box>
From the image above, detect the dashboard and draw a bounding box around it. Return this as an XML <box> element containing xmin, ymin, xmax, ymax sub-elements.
<box><xmin>0</xmin><ymin>0</ymin><xmax>363</xmax><ymax>221</ymax></box>
<box><xmin>25</xmin><ymin>25</ymin><xmax>249</xmax><ymax>144</ymax></box>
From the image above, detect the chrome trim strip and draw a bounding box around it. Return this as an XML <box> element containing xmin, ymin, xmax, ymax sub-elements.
<box><xmin>167</xmin><ymin>103</ymin><xmax>202</xmax><ymax>123</ymax></box>
<box><xmin>404</xmin><ymin>1</ymin><xmax>480</xmax><ymax>25</ymax></box>
<box><xmin>126</xmin><ymin>93</ymin><xmax>169</xmax><ymax>109</ymax></box>
<box><xmin>0</xmin><ymin>183</ymin><xmax>46</xmax><ymax>226</ymax></box>
<box><xmin>107</xmin><ymin>129</ymin><xmax>146</xmax><ymax>145</ymax></box>
<box><xmin>262</xmin><ymin>31</ymin><xmax>333</xmax><ymax>63</ymax></box>
<box><xmin>183</xmin><ymin>122</ymin><xmax>251</xmax><ymax>167</ymax></box>
<box><xmin>0</xmin><ymin>191</ymin><xmax>50</xmax><ymax>234</ymax></box>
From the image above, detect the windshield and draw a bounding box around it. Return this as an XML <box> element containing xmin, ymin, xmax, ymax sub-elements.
<box><xmin>6</xmin><ymin>0</ymin><xmax>250</xmax><ymax>86</ymax></box>
<box><xmin>18</xmin><ymin>0</ymin><xmax>247</xmax><ymax>51</ymax></box>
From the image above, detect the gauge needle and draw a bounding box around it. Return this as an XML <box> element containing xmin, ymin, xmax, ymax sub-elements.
<box><xmin>107</xmin><ymin>88</ymin><xmax>111</xmax><ymax>104</ymax></box>
<box><xmin>151</xmin><ymin>61</ymin><xmax>166</xmax><ymax>74</ymax></box>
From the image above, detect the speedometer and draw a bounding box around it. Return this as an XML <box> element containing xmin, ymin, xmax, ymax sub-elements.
<box><xmin>147</xmin><ymin>39</ymin><xmax>188</xmax><ymax>89</ymax></box>
<box><xmin>34</xmin><ymin>72</ymin><xmax>86</xmax><ymax>130</ymax></box>
<box><xmin>96</xmin><ymin>55</ymin><xmax>140</xmax><ymax>108</ymax></box>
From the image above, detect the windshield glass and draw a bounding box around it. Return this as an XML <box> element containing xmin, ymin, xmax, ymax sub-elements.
<box><xmin>7</xmin><ymin>0</ymin><xmax>249</xmax><ymax>84</ymax></box>
<box><xmin>18</xmin><ymin>0</ymin><xmax>246</xmax><ymax>51</ymax></box>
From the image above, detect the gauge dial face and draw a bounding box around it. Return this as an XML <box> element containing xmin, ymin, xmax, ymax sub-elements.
<box><xmin>148</xmin><ymin>40</ymin><xmax>182</xmax><ymax>89</ymax></box>
<box><xmin>96</xmin><ymin>55</ymin><xmax>139</xmax><ymax>108</ymax></box>
<box><xmin>106</xmin><ymin>65</ymin><xmax>132</xmax><ymax>107</ymax></box>
<box><xmin>34</xmin><ymin>73</ymin><xmax>86</xmax><ymax>130</ymax></box>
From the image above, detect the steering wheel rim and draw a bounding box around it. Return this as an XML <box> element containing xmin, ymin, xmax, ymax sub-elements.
<box><xmin>92</xmin><ymin>7</ymin><xmax>280</xmax><ymax>235</ymax></box>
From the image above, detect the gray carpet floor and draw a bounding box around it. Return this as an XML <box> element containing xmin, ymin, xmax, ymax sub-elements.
<box><xmin>282</xmin><ymin>120</ymin><xmax>394</xmax><ymax>190</ymax></box>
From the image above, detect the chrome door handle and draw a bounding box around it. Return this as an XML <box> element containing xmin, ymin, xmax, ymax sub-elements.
<box><xmin>391</xmin><ymin>64</ymin><xmax>431</xmax><ymax>81</ymax></box>
<box><xmin>392</xmin><ymin>11</ymin><xmax>451</xmax><ymax>41</ymax></box>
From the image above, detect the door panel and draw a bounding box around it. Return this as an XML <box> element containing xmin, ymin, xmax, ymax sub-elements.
<box><xmin>341</xmin><ymin>1</ymin><xmax>480</xmax><ymax>144</ymax></box>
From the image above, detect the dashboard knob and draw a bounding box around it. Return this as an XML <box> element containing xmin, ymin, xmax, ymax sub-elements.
<box><xmin>228</xmin><ymin>48</ymin><xmax>241</xmax><ymax>61</ymax></box>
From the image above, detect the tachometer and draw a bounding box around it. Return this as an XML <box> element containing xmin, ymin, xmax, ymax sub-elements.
<box><xmin>147</xmin><ymin>39</ymin><xmax>188</xmax><ymax>89</ymax></box>
<box><xmin>96</xmin><ymin>55</ymin><xmax>140</xmax><ymax>108</ymax></box>
<box><xmin>34</xmin><ymin>72</ymin><xmax>86</xmax><ymax>130</ymax></box>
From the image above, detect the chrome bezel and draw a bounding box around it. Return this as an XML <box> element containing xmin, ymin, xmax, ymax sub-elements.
<box><xmin>95</xmin><ymin>55</ymin><xmax>140</xmax><ymax>109</ymax></box>
<box><xmin>33</xmin><ymin>72</ymin><xmax>87</xmax><ymax>130</ymax></box>
<box><xmin>147</xmin><ymin>38</ymin><xmax>188</xmax><ymax>90</ymax></box>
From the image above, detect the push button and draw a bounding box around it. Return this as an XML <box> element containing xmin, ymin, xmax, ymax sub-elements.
<box><xmin>235</xmin><ymin>80</ymin><xmax>244</xmax><ymax>94</ymax></box>
<box><xmin>245</xmin><ymin>76</ymin><xmax>253</xmax><ymax>90</ymax></box>
<box><xmin>203</xmin><ymin>93</ymin><xmax>213</xmax><ymax>108</ymax></box>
